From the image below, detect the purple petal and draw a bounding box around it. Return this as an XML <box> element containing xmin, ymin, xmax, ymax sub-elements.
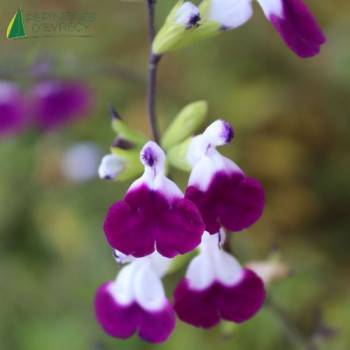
<box><xmin>95</xmin><ymin>283</ymin><xmax>138</xmax><ymax>339</ymax></box>
<box><xmin>185</xmin><ymin>171</ymin><xmax>265</xmax><ymax>234</ymax></box>
<box><xmin>103</xmin><ymin>185</ymin><xmax>205</xmax><ymax>258</ymax></box>
<box><xmin>30</xmin><ymin>80</ymin><xmax>92</xmax><ymax>130</ymax></box>
<box><xmin>0</xmin><ymin>82</ymin><xmax>25</xmax><ymax>137</ymax></box>
<box><xmin>138</xmin><ymin>301</ymin><xmax>176</xmax><ymax>343</ymax></box>
<box><xmin>270</xmin><ymin>0</ymin><xmax>326</xmax><ymax>58</ymax></box>
<box><xmin>218</xmin><ymin>269</ymin><xmax>266</xmax><ymax>323</ymax></box>
<box><xmin>174</xmin><ymin>269</ymin><xmax>265</xmax><ymax>328</ymax></box>
<box><xmin>173</xmin><ymin>278</ymin><xmax>220</xmax><ymax>328</ymax></box>
<box><xmin>95</xmin><ymin>282</ymin><xmax>175</xmax><ymax>343</ymax></box>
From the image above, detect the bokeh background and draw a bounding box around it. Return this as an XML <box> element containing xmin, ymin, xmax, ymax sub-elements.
<box><xmin>1</xmin><ymin>0</ymin><xmax>349</xmax><ymax>349</ymax></box>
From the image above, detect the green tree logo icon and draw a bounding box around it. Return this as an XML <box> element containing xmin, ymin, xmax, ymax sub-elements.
<box><xmin>7</xmin><ymin>6</ymin><xmax>27</xmax><ymax>39</ymax></box>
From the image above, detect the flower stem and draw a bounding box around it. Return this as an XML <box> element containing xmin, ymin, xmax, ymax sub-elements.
<box><xmin>146</xmin><ymin>0</ymin><xmax>161</xmax><ymax>144</ymax></box>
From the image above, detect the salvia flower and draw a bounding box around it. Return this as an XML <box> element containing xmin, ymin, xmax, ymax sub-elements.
<box><xmin>103</xmin><ymin>141</ymin><xmax>205</xmax><ymax>258</ymax></box>
<box><xmin>95</xmin><ymin>252</ymin><xmax>175</xmax><ymax>343</ymax></box>
<box><xmin>0</xmin><ymin>81</ymin><xmax>25</xmax><ymax>137</ymax></box>
<box><xmin>185</xmin><ymin>119</ymin><xmax>265</xmax><ymax>234</ymax></box>
<box><xmin>207</xmin><ymin>0</ymin><xmax>326</xmax><ymax>58</ymax></box>
<box><xmin>30</xmin><ymin>80</ymin><xmax>92</xmax><ymax>130</ymax></box>
<box><xmin>174</xmin><ymin>231</ymin><xmax>265</xmax><ymax>328</ymax></box>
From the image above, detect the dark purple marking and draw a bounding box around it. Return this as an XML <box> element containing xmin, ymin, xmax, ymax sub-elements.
<box><xmin>186</xmin><ymin>14</ymin><xmax>201</xmax><ymax>29</ymax></box>
<box><xmin>108</xmin><ymin>103</ymin><xmax>122</xmax><ymax>120</ymax></box>
<box><xmin>112</xmin><ymin>137</ymin><xmax>135</xmax><ymax>150</ymax></box>
<box><xmin>141</xmin><ymin>147</ymin><xmax>157</xmax><ymax>167</ymax></box>
<box><xmin>222</xmin><ymin>121</ymin><xmax>234</xmax><ymax>144</ymax></box>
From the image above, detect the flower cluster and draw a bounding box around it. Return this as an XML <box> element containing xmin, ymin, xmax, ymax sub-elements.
<box><xmin>153</xmin><ymin>0</ymin><xmax>326</xmax><ymax>58</ymax></box>
<box><xmin>95</xmin><ymin>120</ymin><xmax>266</xmax><ymax>342</ymax></box>
<box><xmin>0</xmin><ymin>79</ymin><xmax>92</xmax><ymax>139</ymax></box>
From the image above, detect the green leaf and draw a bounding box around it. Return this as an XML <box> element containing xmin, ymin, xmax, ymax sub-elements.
<box><xmin>166</xmin><ymin>137</ymin><xmax>193</xmax><ymax>172</ymax></box>
<box><xmin>111</xmin><ymin>119</ymin><xmax>147</xmax><ymax>145</ymax></box>
<box><xmin>162</xmin><ymin>101</ymin><xmax>208</xmax><ymax>150</ymax></box>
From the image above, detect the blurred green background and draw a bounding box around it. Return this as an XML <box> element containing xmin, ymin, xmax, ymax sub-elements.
<box><xmin>1</xmin><ymin>0</ymin><xmax>349</xmax><ymax>349</ymax></box>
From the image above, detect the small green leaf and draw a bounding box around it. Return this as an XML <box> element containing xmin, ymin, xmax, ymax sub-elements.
<box><xmin>111</xmin><ymin>119</ymin><xmax>147</xmax><ymax>145</ymax></box>
<box><xmin>162</xmin><ymin>101</ymin><xmax>208</xmax><ymax>150</ymax></box>
<box><xmin>167</xmin><ymin>137</ymin><xmax>193</xmax><ymax>172</ymax></box>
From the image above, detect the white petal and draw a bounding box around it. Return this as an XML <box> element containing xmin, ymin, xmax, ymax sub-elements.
<box><xmin>153</xmin><ymin>173</ymin><xmax>183</xmax><ymax>198</ymax></box>
<box><xmin>202</xmin><ymin>119</ymin><xmax>234</xmax><ymax>147</ymax></box>
<box><xmin>255</xmin><ymin>0</ymin><xmax>283</xmax><ymax>18</ymax></box>
<box><xmin>109</xmin><ymin>263</ymin><xmax>138</xmax><ymax>305</ymax></box>
<box><xmin>213</xmin><ymin>249</ymin><xmax>244</xmax><ymax>286</ymax></box>
<box><xmin>148</xmin><ymin>252</ymin><xmax>173</xmax><ymax>278</ymax></box>
<box><xmin>98</xmin><ymin>154</ymin><xmax>125</xmax><ymax>180</ymax></box>
<box><xmin>207</xmin><ymin>0</ymin><xmax>253</xmax><ymax>29</ymax></box>
<box><xmin>188</xmin><ymin>155</ymin><xmax>217</xmax><ymax>190</ymax></box>
<box><xmin>140</xmin><ymin>141</ymin><xmax>166</xmax><ymax>172</ymax></box>
<box><xmin>188</xmin><ymin>151</ymin><xmax>230</xmax><ymax>190</ymax></box>
<box><xmin>186</xmin><ymin>120</ymin><xmax>234</xmax><ymax>168</ymax></box>
<box><xmin>134</xmin><ymin>266</ymin><xmax>167</xmax><ymax>311</ymax></box>
<box><xmin>186</xmin><ymin>253</ymin><xmax>216</xmax><ymax>290</ymax></box>
<box><xmin>175</xmin><ymin>2</ymin><xmax>201</xmax><ymax>28</ymax></box>
<box><xmin>186</xmin><ymin>135</ymin><xmax>207</xmax><ymax>167</ymax></box>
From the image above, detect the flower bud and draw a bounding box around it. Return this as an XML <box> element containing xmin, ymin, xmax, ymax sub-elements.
<box><xmin>175</xmin><ymin>2</ymin><xmax>201</xmax><ymax>29</ymax></box>
<box><xmin>153</xmin><ymin>1</ymin><xmax>220</xmax><ymax>55</ymax></box>
<box><xmin>98</xmin><ymin>154</ymin><xmax>126</xmax><ymax>181</ymax></box>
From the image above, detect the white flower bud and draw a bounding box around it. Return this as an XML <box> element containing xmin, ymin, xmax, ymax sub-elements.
<box><xmin>175</xmin><ymin>2</ymin><xmax>201</xmax><ymax>29</ymax></box>
<box><xmin>98</xmin><ymin>154</ymin><xmax>125</xmax><ymax>180</ymax></box>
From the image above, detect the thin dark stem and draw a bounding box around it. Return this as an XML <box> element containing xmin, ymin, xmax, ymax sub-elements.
<box><xmin>146</xmin><ymin>0</ymin><xmax>161</xmax><ymax>144</ymax></box>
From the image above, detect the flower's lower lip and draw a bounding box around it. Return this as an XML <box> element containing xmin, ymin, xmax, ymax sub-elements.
<box><xmin>174</xmin><ymin>269</ymin><xmax>265</xmax><ymax>328</ymax></box>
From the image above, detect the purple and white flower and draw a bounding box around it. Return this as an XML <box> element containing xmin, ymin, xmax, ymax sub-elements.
<box><xmin>185</xmin><ymin>120</ymin><xmax>265</xmax><ymax>234</ymax></box>
<box><xmin>174</xmin><ymin>231</ymin><xmax>265</xmax><ymax>328</ymax></box>
<box><xmin>95</xmin><ymin>252</ymin><xmax>175</xmax><ymax>343</ymax></box>
<box><xmin>103</xmin><ymin>141</ymin><xmax>205</xmax><ymax>258</ymax></box>
<box><xmin>207</xmin><ymin>0</ymin><xmax>326</xmax><ymax>57</ymax></box>
<box><xmin>0</xmin><ymin>81</ymin><xmax>25</xmax><ymax>137</ymax></box>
